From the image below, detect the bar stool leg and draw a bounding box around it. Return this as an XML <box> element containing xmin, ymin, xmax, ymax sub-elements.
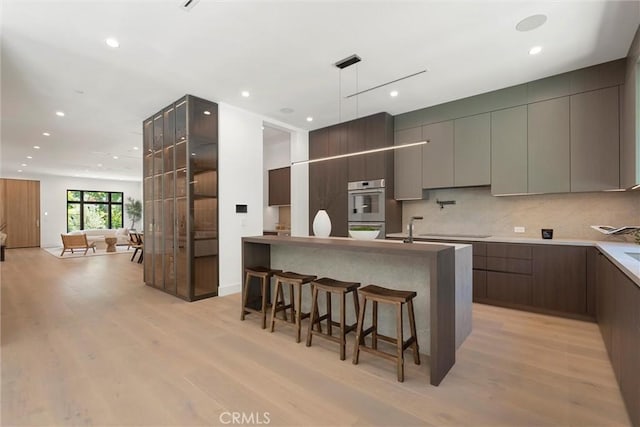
<box><xmin>372</xmin><ymin>301</ymin><xmax>378</xmax><ymax>350</ymax></box>
<box><xmin>277</xmin><ymin>283</ymin><xmax>287</xmax><ymax>322</ymax></box>
<box><xmin>408</xmin><ymin>299</ymin><xmax>421</xmax><ymax>365</ymax></box>
<box><xmin>260</xmin><ymin>276</ymin><xmax>268</xmax><ymax>329</ymax></box>
<box><xmin>326</xmin><ymin>292</ymin><xmax>332</xmax><ymax>337</ymax></box>
<box><xmin>352</xmin><ymin>296</ymin><xmax>367</xmax><ymax>365</ymax></box>
<box><xmin>306</xmin><ymin>285</ymin><xmax>319</xmax><ymax>347</ymax></box>
<box><xmin>396</xmin><ymin>302</ymin><xmax>404</xmax><ymax>382</ymax></box>
<box><xmin>241</xmin><ymin>273</ymin><xmax>251</xmax><ymax>321</ymax></box>
<box><xmin>295</xmin><ymin>283</ymin><xmax>303</xmax><ymax>343</ymax></box>
<box><xmin>270</xmin><ymin>279</ymin><xmax>282</xmax><ymax>332</ymax></box>
<box><xmin>340</xmin><ymin>291</ymin><xmax>346</xmax><ymax>360</ymax></box>
<box><xmin>288</xmin><ymin>284</ymin><xmax>295</xmax><ymax>322</ymax></box>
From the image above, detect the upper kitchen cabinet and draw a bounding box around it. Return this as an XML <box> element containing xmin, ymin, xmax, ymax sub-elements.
<box><xmin>422</xmin><ymin>120</ymin><xmax>454</xmax><ymax>189</ymax></box>
<box><xmin>268</xmin><ymin>166</ymin><xmax>290</xmax><ymax>206</ymax></box>
<box><xmin>570</xmin><ymin>86</ymin><xmax>620</xmax><ymax>191</ymax></box>
<box><xmin>528</xmin><ymin>97</ymin><xmax>571</xmax><ymax>194</ymax></box>
<box><xmin>308</xmin><ymin>124</ymin><xmax>348</xmax><ymax>237</ymax></box>
<box><xmin>454</xmin><ymin>113</ymin><xmax>490</xmax><ymax>187</ymax></box>
<box><xmin>394</xmin><ymin>126</ymin><xmax>423</xmax><ymax>200</ymax></box>
<box><xmin>310</xmin><ymin>113</ymin><xmax>399</xmax><ymax>235</ymax></box>
<box><xmin>348</xmin><ymin>113</ymin><xmax>393</xmax><ymax>182</ymax></box>
<box><xmin>394</xmin><ymin>58</ymin><xmax>626</xmax><ymax>197</ymax></box>
<box><xmin>491</xmin><ymin>106</ymin><xmax>528</xmax><ymax>195</ymax></box>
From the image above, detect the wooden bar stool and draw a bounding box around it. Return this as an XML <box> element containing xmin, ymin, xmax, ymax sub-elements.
<box><xmin>241</xmin><ymin>266</ymin><xmax>283</xmax><ymax>329</ymax></box>
<box><xmin>270</xmin><ymin>271</ymin><xmax>317</xmax><ymax>343</ymax></box>
<box><xmin>306</xmin><ymin>277</ymin><xmax>360</xmax><ymax>360</ymax></box>
<box><xmin>352</xmin><ymin>284</ymin><xmax>420</xmax><ymax>382</ymax></box>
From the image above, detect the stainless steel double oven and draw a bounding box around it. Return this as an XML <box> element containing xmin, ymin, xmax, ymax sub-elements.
<box><xmin>347</xmin><ymin>179</ymin><xmax>386</xmax><ymax>239</ymax></box>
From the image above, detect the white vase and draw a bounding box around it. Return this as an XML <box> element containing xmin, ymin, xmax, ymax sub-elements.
<box><xmin>312</xmin><ymin>209</ymin><xmax>332</xmax><ymax>237</ymax></box>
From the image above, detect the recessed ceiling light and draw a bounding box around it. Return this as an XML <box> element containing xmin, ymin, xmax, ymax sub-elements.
<box><xmin>105</xmin><ymin>38</ymin><xmax>120</xmax><ymax>48</ymax></box>
<box><xmin>21</xmin><ymin>163</ymin><xmax>27</xmax><ymax>167</ymax></box>
<box><xmin>33</xmin><ymin>145</ymin><xmax>40</xmax><ymax>149</ymax></box>
<box><xmin>26</xmin><ymin>156</ymin><xmax>32</xmax><ymax>159</ymax></box>
<box><xmin>132</xmin><ymin>146</ymin><xmax>139</xmax><ymax>150</ymax></box>
<box><xmin>42</xmin><ymin>132</ymin><xmax>50</xmax><ymax>136</ymax></box>
<box><xmin>306</xmin><ymin>117</ymin><xmax>313</xmax><ymax>122</ymax></box>
<box><xmin>17</xmin><ymin>170</ymin><xmax>22</xmax><ymax>173</ymax></box>
<box><xmin>191</xmin><ymin>152</ymin><xmax>196</xmax><ymax>156</ymax></box>
<box><xmin>113</xmin><ymin>155</ymin><xmax>119</xmax><ymax>159</ymax></box>
<box><xmin>97</xmin><ymin>163</ymin><xmax>103</xmax><ymax>167</ymax></box>
<box><xmin>203</xmin><ymin>110</ymin><xmax>211</xmax><ymax>115</ymax></box>
<box><xmin>241</xmin><ymin>91</ymin><xmax>250</xmax><ymax>97</ymax></box>
<box><xmin>390</xmin><ymin>90</ymin><xmax>399</xmax><ymax>97</ymax></box>
<box><xmin>261</xmin><ymin>126</ymin><xmax>265</xmax><ymax>130</ymax></box>
<box><xmin>55</xmin><ymin>111</ymin><xmax>65</xmax><ymax>117</ymax></box>
<box><xmin>516</xmin><ymin>14</ymin><xmax>547</xmax><ymax>32</ymax></box>
<box><xmin>529</xmin><ymin>46</ymin><xmax>543</xmax><ymax>55</ymax></box>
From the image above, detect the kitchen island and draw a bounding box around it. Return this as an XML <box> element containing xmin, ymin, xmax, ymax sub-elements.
<box><xmin>242</xmin><ymin>235</ymin><xmax>472</xmax><ymax>386</ymax></box>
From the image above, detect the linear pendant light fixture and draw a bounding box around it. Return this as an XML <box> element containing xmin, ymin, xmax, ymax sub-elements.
<box><xmin>291</xmin><ymin>140</ymin><xmax>429</xmax><ymax>166</ymax></box>
<box><xmin>291</xmin><ymin>54</ymin><xmax>429</xmax><ymax>166</ymax></box>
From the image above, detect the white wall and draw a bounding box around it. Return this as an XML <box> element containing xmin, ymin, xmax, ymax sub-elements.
<box><xmin>263</xmin><ymin>132</ymin><xmax>291</xmax><ymax>230</ymax></box>
<box><xmin>1</xmin><ymin>173</ymin><xmax>142</xmax><ymax>247</ymax></box>
<box><xmin>217</xmin><ymin>103</ymin><xmax>308</xmax><ymax>296</ymax></box>
<box><xmin>290</xmin><ymin>131</ymin><xmax>309</xmax><ymax>237</ymax></box>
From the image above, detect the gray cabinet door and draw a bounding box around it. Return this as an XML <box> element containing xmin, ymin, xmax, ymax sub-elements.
<box><xmin>394</xmin><ymin>126</ymin><xmax>422</xmax><ymax>200</ymax></box>
<box><xmin>528</xmin><ymin>97</ymin><xmax>570</xmax><ymax>193</ymax></box>
<box><xmin>422</xmin><ymin>120</ymin><xmax>454</xmax><ymax>188</ymax></box>
<box><xmin>570</xmin><ymin>86</ymin><xmax>620</xmax><ymax>191</ymax></box>
<box><xmin>454</xmin><ymin>113</ymin><xmax>491</xmax><ymax>187</ymax></box>
<box><xmin>491</xmin><ymin>106</ymin><xmax>528</xmax><ymax>195</ymax></box>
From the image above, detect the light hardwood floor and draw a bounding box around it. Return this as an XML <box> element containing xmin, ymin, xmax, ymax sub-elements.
<box><xmin>1</xmin><ymin>248</ymin><xmax>631</xmax><ymax>426</ymax></box>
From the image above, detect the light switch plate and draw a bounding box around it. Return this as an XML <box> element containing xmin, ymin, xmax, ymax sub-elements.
<box><xmin>514</xmin><ymin>226</ymin><xmax>525</xmax><ymax>233</ymax></box>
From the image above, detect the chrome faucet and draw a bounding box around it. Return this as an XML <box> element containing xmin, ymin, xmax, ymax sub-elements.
<box><xmin>403</xmin><ymin>216</ymin><xmax>423</xmax><ymax>243</ymax></box>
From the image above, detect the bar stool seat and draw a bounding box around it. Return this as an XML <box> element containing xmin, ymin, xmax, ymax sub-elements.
<box><xmin>241</xmin><ymin>266</ymin><xmax>283</xmax><ymax>329</ymax></box>
<box><xmin>306</xmin><ymin>277</ymin><xmax>360</xmax><ymax>360</ymax></box>
<box><xmin>352</xmin><ymin>284</ymin><xmax>420</xmax><ymax>382</ymax></box>
<box><xmin>270</xmin><ymin>271</ymin><xmax>317</xmax><ymax>343</ymax></box>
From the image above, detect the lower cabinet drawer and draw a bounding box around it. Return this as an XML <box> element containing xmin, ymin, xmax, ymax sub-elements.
<box><xmin>486</xmin><ymin>271</ymin><xmax>532</xmax><ymax>305</ymax></box>
<box><xmin>486</xmin><ymin>257</ymin><xmax>532</xmax><ymax>274</ymax></box>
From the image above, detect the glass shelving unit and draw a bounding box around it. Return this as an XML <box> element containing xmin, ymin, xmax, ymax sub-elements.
<box><xmin>142</xmin><ymin>95</ymin><xmax>218</xmax><ymax>301</ymax></box>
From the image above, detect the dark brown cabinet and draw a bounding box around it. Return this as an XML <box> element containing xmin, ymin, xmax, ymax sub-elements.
<box><xmin>268</xmin><ymin>167</ymin><xmax>290</xmax><ymax>206</ymax></box>
<box><xmin>596</xmin><ymin>253</ymin><xmax>640</xmax><ymax>426</ymax></box>
<box><xmin>400</xmin><ymin>237</ymin><xmax>595</xmax><ymax>320</ymax></box>
<box><xmin>483</xmin><ymin>243</ymin><xmax>533</xmax><ymax>307</ymax></box>
<box><xmin>532</xmin><ymin>245</ymin><xmax>589</xmax><ymax>315</ymax></box>
<box><xmin>309</xmin><ymin>112</ymin><xmax>398</xmax><ymax>237</ymax></box>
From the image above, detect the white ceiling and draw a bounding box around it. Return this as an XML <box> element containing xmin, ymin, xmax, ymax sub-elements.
<box><xmin>1</xmin><ymin>0</ymin><xmax>638</xmax><ymax>181</ymax></box>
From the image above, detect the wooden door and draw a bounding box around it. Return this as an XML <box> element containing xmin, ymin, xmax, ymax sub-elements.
<box><xmin>3</xmin><ymin>179</ymin><xmax>40</xmax><ymax>248</ymax></box>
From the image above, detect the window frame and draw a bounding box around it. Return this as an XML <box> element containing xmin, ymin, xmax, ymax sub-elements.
<box><xmin>67</xmin><ymin>190</ymin><xmax>124</xmax><ymax>232</ymax></box>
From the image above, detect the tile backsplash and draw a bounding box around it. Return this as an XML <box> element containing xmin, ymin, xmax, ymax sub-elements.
<box><xmin>402</xmin><ymin>187</ymin><xmax>640</xmax><ymax>241</ymax></box>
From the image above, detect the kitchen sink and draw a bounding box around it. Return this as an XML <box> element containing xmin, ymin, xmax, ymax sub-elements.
<box><xmin>418</xmin><ymin>233</ymin><xmax>492</xmax><ymax>239</ymax></box>
<box><xmin>625</xmin><ymin>252</ymin><xmax>640</xmax><ymax>262</ymax></box>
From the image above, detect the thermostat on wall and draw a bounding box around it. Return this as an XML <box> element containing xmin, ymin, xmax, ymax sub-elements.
<box><xmin>236</xmin><ymin>204</ymin><xmax>247</xmax><ymax>213</ymax></box>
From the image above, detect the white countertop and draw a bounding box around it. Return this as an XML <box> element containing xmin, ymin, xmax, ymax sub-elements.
<box><xmin>596</xmin><ymin>242</ymin><xmax>640</xmax><ymax>287</ymax></box>
<box><xmin>386</xmin><ymin>232</ymin><xmax>595</xmax><ymax>246</ymax></box>
<box><xmin>386</xmin><ymin>233</ymin><xmax>640</xmax><ymax>287</ymax></box>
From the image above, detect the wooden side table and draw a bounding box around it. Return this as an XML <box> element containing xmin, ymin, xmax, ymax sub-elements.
<box><xmin>104</xmin><ymin>237</ymin><xmax>117</xmax><ymax>253</ymax></box>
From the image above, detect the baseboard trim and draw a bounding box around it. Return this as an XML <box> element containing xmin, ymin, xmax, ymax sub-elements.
<box><xmin>218</xmin><ymin>283</ymin><xmax>241</xmax><ymax>296</ymax></box>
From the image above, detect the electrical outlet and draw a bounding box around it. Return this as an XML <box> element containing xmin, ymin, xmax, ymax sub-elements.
<box><xmin>514</xmin><ymin>226</ymin><xmax>525</xmax><ymax>233</ymax></box>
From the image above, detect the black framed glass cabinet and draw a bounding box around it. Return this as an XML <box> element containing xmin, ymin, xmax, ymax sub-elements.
<box><xmin>143</xmin><ymin>95</ymin><xmax>218</xmax><ymax>301</ymax></box>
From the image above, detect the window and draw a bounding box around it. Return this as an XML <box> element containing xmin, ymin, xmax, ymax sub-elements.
<box><xmin>67</xmin><ymin>190</ymin><xmax>124</xmax><ymax>231</ymax></box>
